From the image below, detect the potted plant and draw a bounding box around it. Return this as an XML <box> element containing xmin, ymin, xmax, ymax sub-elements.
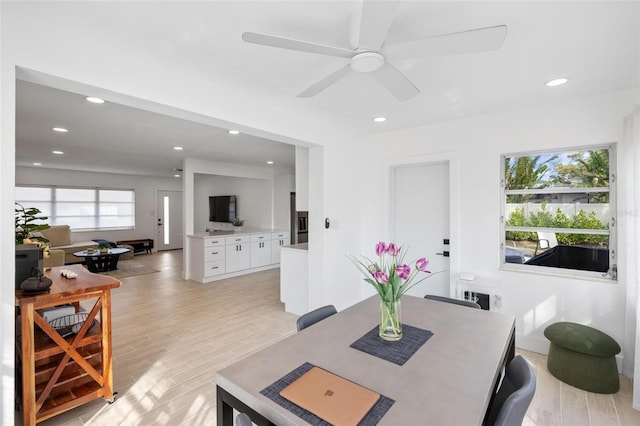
<box><xmin>98</xmin><ymin>242</ymin><xmax>111</xmax><ymax>253</ymax></box>
<box><xmin>15</xmin><ymin>203</ymin><xmax>50</xmax><ymax>245</ymax></box>
<box><xmin>232</xmin><ymin>217</ymin><xmax>245</xmax><ymax>231</ymax></box>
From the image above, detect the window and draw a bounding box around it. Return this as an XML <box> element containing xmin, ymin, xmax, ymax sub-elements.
<box><xmin>500</xmin><ymin>145</ymin><xmax>616</xmax><ymax>280</ymax></box>
<box><xmin>15</xmin><ymin>186</ymin><xmax>135</xmax><ymax>231</ymax></box>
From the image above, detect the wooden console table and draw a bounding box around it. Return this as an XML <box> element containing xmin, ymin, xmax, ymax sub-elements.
<box><xmin>15</xmin><ymin>264</ymin><xmax>121</xmax><ymax>425</ymax></box>
<box><xmin>116</xmin><ymin>238</ymin><xmax>153</xmax><ymax>254</ymax></box>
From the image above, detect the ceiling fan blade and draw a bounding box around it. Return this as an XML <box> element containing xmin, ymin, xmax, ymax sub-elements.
<box><xmin>372</xmin><ymin>62</ymin><xmax>419</xmax><ymax>101</ymax></box>
<box><xmin>297</xmin><ymin>65</ymin><xmax>352</xmax><ymax>98</ymax></box>
<box><xmin>358</xmin><ymin>0</ymin><xmax>399</xmax><ymax>51</ymax></box>
<box><xmin>242</xmin><ymin>32</ymin><xmax>354</xmax><ymax>58</ymax></box>
<box><xmin>386</xmin><ymin>25</ymin><xmax>507</xmax><ymax>59</ymax></box>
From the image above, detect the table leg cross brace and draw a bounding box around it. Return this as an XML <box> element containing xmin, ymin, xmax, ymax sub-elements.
<box><xmin>32</xmin><ymin>299</ymin><xmax>104</xmax><ymax>411</ymax></box>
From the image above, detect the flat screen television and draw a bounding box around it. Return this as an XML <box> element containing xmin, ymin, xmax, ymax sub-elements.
<box><xmin>209</xmin><ymin>195</ymin><xmax>237</xmax><ymax>222</ymax></box>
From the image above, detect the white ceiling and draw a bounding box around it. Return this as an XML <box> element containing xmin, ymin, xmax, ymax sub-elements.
<box><xmin>13</xmin><ymin>1</ymin><xmax>640</xmax><ymax>177</ymax></box>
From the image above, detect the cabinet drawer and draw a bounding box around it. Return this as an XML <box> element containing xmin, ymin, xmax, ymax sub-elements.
<box><xmin>271</xmin><ymin>231</ymin><xmax>290</xmax><ymax>240</ymax></box>
<box><xmin>204</xmin><ymin>260</ymin><xmax>225</xmax><ymax>277</ymax></box>
<box><xmin>250</xmin><ymin>233</ymin><xmax>271</xmax><ymax>242</ymax></box>
<box><xmin>204</xmin><ymin>238</ymin><xmax>225</xmax><ymax>248</ymax></box>
<box><xmin>204</xmin><ymin>247</ymin><xmax>225</xmax><ymax>262</ymax></box>
<box><xmin>225</xmin><ymin>235</ymin><xmax>250</xmax><ymax>245</ymax></box>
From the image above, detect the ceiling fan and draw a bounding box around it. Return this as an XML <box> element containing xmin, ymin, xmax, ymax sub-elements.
<box><xmin>242</xmin><ymin>1</ymin><xmax>507</xmax><ymax>101</ymax></box>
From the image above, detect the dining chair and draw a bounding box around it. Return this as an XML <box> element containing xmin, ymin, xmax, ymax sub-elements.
<box><xmin>535</xmin><ymin>231</ymin><xmax>558</xmax><ymax>255</ymax></box>
<box><xmin>296</xmin><ymin>305</ymin><xmax>337</xmax><ymax>331</ymax></box>
<box><xmin>486</xmin><ymin>355</ymin><xmax>536</xmax><ymax>426</ymax></box>
<box><xmin>235</xmin><ymin>412</ymin><xmax>252</xmax><ymax>426</ymax></box>
<box><xmin>424</xmin><ymin>294</ymin><xmax>481</xmax><ymax>309</ymax></box>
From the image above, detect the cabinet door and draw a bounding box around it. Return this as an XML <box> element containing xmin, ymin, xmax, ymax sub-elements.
<box><xmin>271</xmin><ymin>239</ymin><xmax>283</xmax><ymax>264</ymax></box>
<box><xmin>237</xmin><ymin>243</ymin><xmax>250</xmax><ymax>270</ymax></box>
<box><xmin>271</xmin><ymin>233</ymin><xmax>290</xmax><ymax>264</ymax></box>
<box><xmin>251</xmin><ymin>241</ymin><xmax>272</xmax><ymax>268</ymax></box>
<box><xmin>226</xmin><ymin>243</ymin><xmax>250</xmax><ymax>272</ymax></box>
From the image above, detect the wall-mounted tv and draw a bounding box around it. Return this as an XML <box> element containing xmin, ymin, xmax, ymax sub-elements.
<box><xmin>209</xmin><ymin>195</ymin><xmax>237</xmax><ymax>222</ymax></box>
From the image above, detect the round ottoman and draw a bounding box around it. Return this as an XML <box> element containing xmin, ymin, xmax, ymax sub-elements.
<box><xmin>117</xmin><ymin>245</ymin><xmax>135</xmax><ymax>261</ymax></box>
<box><xmin>544</xmin><ymin>322</ymin><xmax>620</xmax><ymax>393</ymax></box>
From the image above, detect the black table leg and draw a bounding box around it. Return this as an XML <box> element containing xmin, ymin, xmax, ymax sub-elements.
<box><xmin>216</xmin><ymin>385</ymin><xmax>275</xmax><ymax>426</ymax></box>
<box><xmin>84</xmin><ymin>257</ymin><xmax>98</xmax><ymax>273</ymax></box>
<box><xmin>82</xmin><ymin>254</ymin><xmax>121</xmax><ymax>272</ymax></box>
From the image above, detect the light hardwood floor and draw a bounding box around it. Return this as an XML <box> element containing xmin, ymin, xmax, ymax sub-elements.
<box><xmin>22</xmin><ymin>250</ymin><xmax>639</xmax><ymax>425</ymax></box>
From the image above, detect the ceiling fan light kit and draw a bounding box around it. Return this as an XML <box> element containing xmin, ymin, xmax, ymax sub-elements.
<box><xmin>350</xmin><ymin>51</ymin><xmax>385</xmax><ymax>73</ymax></box>
<box><xmin>243</xmin><ymin>1</ymin><xmax>507</xmax><ymax>102</ymax></box>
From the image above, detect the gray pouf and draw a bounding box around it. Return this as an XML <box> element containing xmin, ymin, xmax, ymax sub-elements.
<box><xmin>117</xmin><ymin>245</ymin><xmax>135</xmax><ymax>261</ymax></box>
<box><xmin>544</xmin><ymin>322</ymin><xmax>620</xmax><ymax>393</ymax></box>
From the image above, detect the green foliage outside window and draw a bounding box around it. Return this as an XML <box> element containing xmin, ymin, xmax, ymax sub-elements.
<box><xmin>506</xmin><ymin>204</ymin><xmax>608</xmax><ymax>246</ymax></box>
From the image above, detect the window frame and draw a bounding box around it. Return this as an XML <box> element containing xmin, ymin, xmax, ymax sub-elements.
<box><xmin>499</xmin><ymin>143</ymin><xmax>617</xmax><ymax>282</ymax></box>
<box><xmin>15</xmin><ymin>185</ymin><xmax>136</xmax><ymax>232</ymax></box>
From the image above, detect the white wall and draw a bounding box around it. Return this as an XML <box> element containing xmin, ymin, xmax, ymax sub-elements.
<box><xmin>193</xmin><ymin>173</ymin><xmax>275</xmax><ymax>231</ymax></box>
<box><xmin>363</xmin><ymin>89</ymin><xmax>639</xmax><ymax>365</ymax></box>
<box><xmin>16</xmin><ymin>166</ymin><xmax>181</xmax><ymax>243</ymax></box>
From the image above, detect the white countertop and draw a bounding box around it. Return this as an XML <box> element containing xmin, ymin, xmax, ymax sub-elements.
<box><xmin>189</xmin><ymin>228</ymin><xmax>288</xmax><ymax>238</ymax></box>
<box><xmin>281</xmin><ymin>243</ymin><xmax>308</xmax><ymax>251</ymax></box>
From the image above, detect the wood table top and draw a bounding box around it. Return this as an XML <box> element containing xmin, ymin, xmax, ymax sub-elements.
<box><xmin>15</xmin><ymin>264</ymin><xmax>121</xmax><ymax>307</ymax></box>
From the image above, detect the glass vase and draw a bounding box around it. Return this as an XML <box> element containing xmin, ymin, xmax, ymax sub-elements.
<box><xmin>379</xmin><ymin>299</ymin><xmax>402</xmax><ymax>341</ymax></box>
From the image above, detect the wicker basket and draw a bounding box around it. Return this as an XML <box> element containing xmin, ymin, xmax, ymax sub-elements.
<box><xmin>48</xmin><ymin>313</ymin><xmax>95</xmax><ymax>338</ymax></box>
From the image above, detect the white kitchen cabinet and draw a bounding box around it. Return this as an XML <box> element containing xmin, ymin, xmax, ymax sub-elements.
<box><xmin>225</xmin><ymin>235</ymin><xmax>250</xmax><ymax>273</ymax></box>
<box><xmin>187</xmin><ymin>229</ymin><xmax>288</xmax><ymax>283</ymax></box>
<box><xmin>251</xmin><ymin>233</ymin><xmax>272</xmax><ymax>268</ymax></box>
<box><xmin>203</xmin><ymin>238</ymin><xmax>226</xmax><ymax>276</ymax></box>
<box><xmin>271</xmin><ymin>231</ymin><xmax>290</xmax><ymax>264</ymax></box>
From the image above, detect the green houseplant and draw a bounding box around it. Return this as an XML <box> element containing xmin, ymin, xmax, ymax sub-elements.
<box><xmin>15</xmin><ymin>203</ymin><xmax>50</xmax><ymax>245</ymax></box>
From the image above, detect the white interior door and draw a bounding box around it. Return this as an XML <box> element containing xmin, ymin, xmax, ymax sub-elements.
<box><xmin>157</xmin><ymin>190</ymin><xmax>183</xmax><ymax>251</ymax></box>
<box><xmin>392</xmin><ymin>162</ymin><xmax>450</xmax><ymax>297</ymax></box>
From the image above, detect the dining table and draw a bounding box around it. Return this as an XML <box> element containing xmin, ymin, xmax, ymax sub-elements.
<box><xmin>216</xmin><ymin>295</ymin><xmax>515</xmax><ymax>426</ymax></box>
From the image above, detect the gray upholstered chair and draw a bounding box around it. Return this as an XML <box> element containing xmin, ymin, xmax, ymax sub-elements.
<box><xmin>486</xmin><ymin>355</ymin><xmax>536</xmax><ymax>426</ymax></box>
<box><xmin>296</xmin><ymin>305</ymin><xmax>337</xmax><ymax>331</ymax></box>
<box><xmin>235</xmin><ymin>413</ymin><xmax>252</xmax><ymax>426</ymax></box>
<box><xmin>424</xmin><ymin>294</ymin><xmax>481</xmax><ymax>309</ymax></box>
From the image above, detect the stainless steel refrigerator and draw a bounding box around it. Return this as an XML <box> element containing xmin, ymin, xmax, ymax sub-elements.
<box><xmin>290</xmin><ymin>193</ymin><xmax>308</xmax><ymax>244</ymax></box>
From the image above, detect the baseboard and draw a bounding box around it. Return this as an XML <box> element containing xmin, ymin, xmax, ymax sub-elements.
<box><xmin>516</xmin><ymin>333</ymin><xmax>550</xmax><ymax>355</ymax></box>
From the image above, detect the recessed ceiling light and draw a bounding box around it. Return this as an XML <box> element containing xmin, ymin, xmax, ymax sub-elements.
<box><xmin>33</xmin><ymin>162</ymin><xmax>42</xmax><ymax>166</ymax></box>
<box><xmin>52</xmin><ymin>127</ymin><xmax>68</xmax><ymax>132</ymax></box>
<box><xmin>545</xmin><ymin>78</ymin><xmax>568</xmax><ymax>87</ymax></box>
<box><xmin>266</xmin><ymin>161</ymin><xmax>274</xmax><ymax>165</ymax></box>
<box><xmin>85</xmin><ymin>96</ymin><xmax>105</xmax><ymax>104</ymax></box>
<box><xmin>173</xmin><ymin>146</ymin><xmax>183</xmax><ymax>151</ymax></box>
<box><xmin>228</xmin><ymin>130</ymin><xmax>240</xmax><ymax>135</ymax></box>
<box><xmin>373</xmin><ymin>117</ymin><xmax>387</xmax><ymax>123</ymax></box>
<box><xmin>52</xmin><ymin>150</ymin><xmax>64</xmax><ymax>155</ymax></box>
<box><xmin>174</xmin><ymin>174</ymin><xmax>181</xmax><ymax>178</ymax></box>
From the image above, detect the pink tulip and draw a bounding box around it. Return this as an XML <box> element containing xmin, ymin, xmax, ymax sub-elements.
<box><xmin>388</xmin><ymin>243</ymin><xmax>401</xmax><ymax>256</ymax></box>
<box><xmin>396</xmin><ymin>264</ymin><xmax>410</xmax><ymax>279</ymax></box>
<box><xmin>375</xmin><ymin>242</ymin><xmax>388</xmax><ymax>256</ymax></box>
<box><xmin>373</xmin><ymin>270</ymin><xmax>389</xmax><ymax>284</ymax></box>
<box><xmin>416</xmin><ymin>257</ymin><xmax>430</xmax><ymax>272</ymax></box>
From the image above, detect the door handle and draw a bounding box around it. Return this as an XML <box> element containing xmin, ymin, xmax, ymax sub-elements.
<box><xmin>436</xmin><ymin>251</ymin><xmax>450</xmax><ymax>257</ymax></box>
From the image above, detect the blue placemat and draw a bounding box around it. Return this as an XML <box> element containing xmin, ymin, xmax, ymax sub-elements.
<box><xmin>260</xmin><ymin>362</ymin><xmax>395</xmax><ymax>426</ymax></box>
<box><xmin>350</xmin><ymin>324</ymin><xmax>433</xmax><ymax>366</ymax></box>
